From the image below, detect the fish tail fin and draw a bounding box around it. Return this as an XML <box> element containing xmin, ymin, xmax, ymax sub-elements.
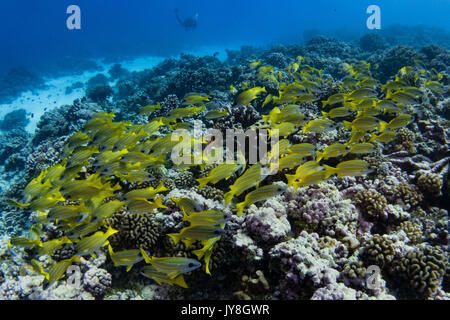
<box><xmin>262</xmin><ymin>115</ymin><xmax>270</xmax><ymax>124</ymax></box>
<box><xmin>235</xmin><ymin>202</ymin><xmax>246</xmax><ymax>217</ymax></box>
<box><xmin>204</xmin><ymin>252</ymin><xmax>212</xmax><ymax>276</ymax></box>
<box><xmin>321</xmin><ymin>111</ymin><xmax>328</xmax><ymax>118</ymax></box>
<box><xmin>153</xmin><ymin>197</ymin><xmax>167</xmax><ymax>209</ymax></box>
<box><xmin>105</xmin><ymin>226</ymin><xmax>119</xmax><ymax>238</ymax></box>
<box><xmin>139</xmin><ymin>248</ymin><xmax>152</xmax><ymax>264</ymax></box>
<box><xmin>192</xmin><ymin>247</ymin><xmax>205</xmax><ymax>260</ymax></box>
<box><xmin>167</xmin><ymin>233</ymin><xmax>181</xmax><ymax>245</ymax></box>
<box><xmin>343</xmin><ymin>120</ymin><xmax>352</xmax><ymax>130</ymax></box>
<box><xmin>173</xmin><ymin>275</ymin><xmax>189</xmax><ymax>288</ymax></box>
<box><xmin>107</xmin><ymin>244</ymin><xmax>114</xmax><ymax>257</ymax></box>
<box><xmin>196</xmin><ymin>177</ymin><xmax>209</xmax><ymax>190</ymax></box>
<box><xmin>224</xmin><ymin>191</ymin><xmax>234</xmax><ymax>206</ymax></box>
<box><xmin>155</xmin><ymin>181</ymin><xmax>167</xmax><ymax>193</ymax></box>
<box><xmin>324</xmin><ymin>165</ymin><xmax>337</xmax><ymax>180</ymax></box>
<box><xmin>322</xmin><ymin>101</ymin><xmax>329</xmax><ymax>109</ymax></box>
<box><xmin>379</xmin><ymin>121</ymin><xmax>388</xmax><ymax>132</ymax></box>
<box><xmin>316</xmin><ymin>151</ymin><xmax>324</xmax><ymax>162</ymax></box>
<box><xmin>285</xmin><ymin>174</ymin><xmax>297</xmax><ymax>187</ymax></box>
<box><xmin>182</xmin><ymin>238</ymin><xmax>195</xmax><ymax>248</ymax></box>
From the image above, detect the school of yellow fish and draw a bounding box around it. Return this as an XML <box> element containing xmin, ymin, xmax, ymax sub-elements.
<box><xmin>7</xmin><ymin>56</ymin><xmax>447</xmax><ymax>290</ymax></box>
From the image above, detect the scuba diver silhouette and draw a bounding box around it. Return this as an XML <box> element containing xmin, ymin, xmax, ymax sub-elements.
<box><xmin>174</xmin><ymin>8</ymin><xmax>198</xmax><ymax>30</ymax></box>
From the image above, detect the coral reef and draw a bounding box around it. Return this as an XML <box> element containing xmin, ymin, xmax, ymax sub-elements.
<box><xmin>1</xmin><ymin>29</ymin><xmax>449</xmax><ymax>301</ymax></box>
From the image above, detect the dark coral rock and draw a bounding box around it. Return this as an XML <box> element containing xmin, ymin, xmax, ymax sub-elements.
<box><xmin>373</xmin><ymin>46</ymin><xmax>425</xmax><ymax>82</ymax></box>
<box><xmin>0</xmin><ymin>109</ymin><xmax>29</xmax><ymax>131</ymax></box>
<box><xmin>354</xmin><ymin>189</ymin><xmax>387</xmax><ymax>222</ymax></box>
<box><xmin>86</xmin><ymin>73</ymin><xmax>109</xmax><ymax>89</ymax></box>
<box><xmin>390</xmin><ymin>245</ymin><xmax>448</xmax><ymax>297</ymax></box>
<box><xmin>0</xmin><ymin>67</ymin><xmax>45</xmax><ymax>103</ymax></box>
<box><xmin>32</xmin><ymin>100</ymin><xmax>101</xmax><ymax>146</ymax></box>
<box><xmin>107</xmin><ymin>210</ymin><xmax>162</xmax><ymax>251</ymax></box>
<box><xmin>361</xmin><ymin>235</ymin><xmax>395</xmax><ymax>270</ymax></box>
<box><xmin>359</xmin><ymin>33</ymin><xmax>387</xmax><ymax>52</ymax></box>
<box><xmin>0</xmin><ymin>128</ymin><xmax>31</xmax><ymax>165</ymax></box>
<box><xmin>87</xmin><ymin>85</ymin><xmax>113</xmax><ymax>103</ymax></box>
<box><xmin>83</xmin><ymin>267</ymin><xmax>112</xmax><ymax>298</ymax></box>
<box><xmin>108</xmin><ymin>63</ymin><xmax>130</xmax><ymax>80</ymax></box>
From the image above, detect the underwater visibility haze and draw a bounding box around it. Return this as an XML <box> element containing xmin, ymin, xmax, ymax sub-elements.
<box><xmin>0</xmin><ymin>0</ymin><xmax>449</xmax><ymax>300</ymax></box>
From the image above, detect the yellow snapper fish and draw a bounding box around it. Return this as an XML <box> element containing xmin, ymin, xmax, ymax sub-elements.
<box><xmin>229</xmin><ymin>85</ymin><xmax>238</xmax><ymax>95</ymax></box>
<box><xmin>343</xmin><ymin>115</ymin><xmax>388</xmax><ymax>132</ymax></box>
<box><xmin>386</xmin><ymin>91</ymin><xmax>418</xmax><ymax>105</ymax></box>
<box><xmin>182</xmin><ymin>94</ymin><xmax>210</xmax><ymax>105</ymax></box>
<box><xmin>384</xmin><ymin>114</ymin><xmax>413</xmax><ymax>130</ymax></box>
<box><xmin>348</xmin><ymin>142</ymin><xmax>376</xmax><ymax>154</ymax></box>
<box><xmin>295</xmin><ymin>93</ymin><xmax>317</xmax><ymax>104</ymax></box>
<box><xmin>369</xmin><ymin>131</ymin><xmax>397</xmax><ymax>143</ymax></box>
<box><xmin>143</xmin><ymin>118</ymin><xmax>165</xmax><ymax>134</ymax></box>
<box><xmin>90</xmin><ymin>200</ymin><xmax>126</xmax><ymax>223</ymax></box>
<box><xmin>321</xmin><ymin>107</ymin><xmax>353</xmax><ymax>119</ymax></box>
<box><xmin>170</xmin><ymin>197</ymin><xmax>202</xmax><ymax>215</ymax></box>
<box><xmin>123</xmin><ymin>182</ymin><xmax>167</xmax><ymax>201</ymax></box>
<box><xmin>261</xmin><ymin>94</ymin><xmax>273</xmax><ymax>108</ymax></box>
<box><xmin>302</xmin><ymin>118</ymin><xmax>334</xmax><ymax>134</ymax></box>
<box><xmin>67</xmin><ymin>222</ymin><xmax>103</xmax><ymax>240</ymax></box>
<box><xmin>41</xmin><ymin>162</ymin><xmax>67</xmax><ymax>185</ymax></box>
<box><xmin>292</xmin><ymin>167</ymin><xmax>327</xmax><ymax>190</ymax></box>
<box><xmin>316</xmin><ymin>143</ymin><xmax>349</xmax><ymax>162</ymax></box>
<box><xmin>8</xmin><ymin>237</ymin><xmax>42</xmax><ymax>249</ymax></box>
<box><xmin>224</xmin><ymin>163</ymin><xmax>267</xmax><ymax>206</ymax></box>
<box><xmin>127</xmin><ymin>197</ymin><xmax>167</xmax><ymax>214</ymax></box>
<box><xmin>287</xmin><ymin>143</ymin><xmax>315</xmax><ymax>158</ymax></box>
<box><xmin>168</xmin><ymin>224</ymin><xmax>225</xmax><ymax>247</ymax></box>
<box><xmin>169</xmin><ymin>105</ymin><xmax>206</xmax><ymax>119</ymax></box>
<box><xmin>324</xmin><ymin>160</ymin><xmax>372</xmax><ymax>179</ymax></box>
<box><xmin>269</xmin><ymin>122</ymin><xmax>297</xmax><ymax>138</ymax></box>
<box><xmin>349</xmin><ymin>98</ymin><xmax>376</xmax><ymax>111</ymax></box>
<box><xmin>270</xmin><ymin>153</ymin><xmax>306</xmax><ymax>174</ymax></box>
<box><xmin>322</xmin><ymin>93</ymin><xmax>345</xmax><ymax>108</ymax></box>
<box><xmin>299</xmin><ymin>80</ymin><xmax>321</xmax><ymax>92</ymax></box>
<box><xmin>347</xmin><ymin>128</ymin><xmax>366</xmax><ymax>145</ymax></box>
<box><xmin>40</xmin><ymin>255</ymin><xmax>82</xmax><ymax>284</ymax></box>
<box><xmin>74</xmin><ymin>226</ymin><xmax>118</xmax><ymax>257</ymax></box>
<box><xmin>37</xmin><ymin>237</ymin><xmax>72</xmax><ymax>256</ymax></box>
<box><xmin>192</xmin><ymin>236</ymin><xmax>221</xmax><ymax>275</ymax></box>
<box><xmin>267</xmin><ymin>139</ymin><xmax>291</xmax><ymax>160</ymax></box>
<box><xmin>236</xmin><ymin>87</ymin><xmax>267</xmax><ymax>106</ymax></box>
<box><xmin>23</xmin><ymin>177</ymin><xmax>53</xmax><ymax>202</ymax></box>
<box><xmin>235</xmin><ymin>184</ymin><xmax>286</xmax><ymax>216</ymax></box>
<box><xmin>108</xmin><ymin>245</ymin><xmax>145</xmax><ymax>272</ymax></box>
<box><xmin>182</xmin><ymin>210</ymin><xmax>229</xmax><ymax>226</ymax></box>
<box><xmin>344</xmin><ymin>88</ymin><xmax>377</xmax><ymax>101</ymax></box>
<box><xmin>141</xmin><ymin>265</ymin><xmax>188</xmax><ymax>288</ymax></box>
<box><xmin>285</xmin><ymin>161</ymin><xmax>323</xmax><ymax>191</ymax></box>
<box><xmin>424</xmin><ymin>80</ymin><xmax>446</xmax><ymax>94</ymax></box>
<box><xmin>196</xmin><ymin>161</ymin><xmax>245</xmax><ymax>190</ymax></box>
<box><xmin>205</xmin><ymin>109</ymin><xmax>229</xmax><ymax>119</ymax></box>
<box><xmin>139</xmin><ymin>103</ymin><xmax>161</xmax><ymax>115</ymax></box>
<box><xmin>140</xmin><ymin>249</ymin><xmax>202</xmax><ymax>279</ymax></box>
<box><xmin>249</xmin><ymin>60</ymin><xmax>262</xmax><ymax>70</ymax></box>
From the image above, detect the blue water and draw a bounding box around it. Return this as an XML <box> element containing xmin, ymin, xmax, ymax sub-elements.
<box><xmin>0</xmin><ymin>0</ymin><xmax>450</xmax><ymax>75</ymax></box>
